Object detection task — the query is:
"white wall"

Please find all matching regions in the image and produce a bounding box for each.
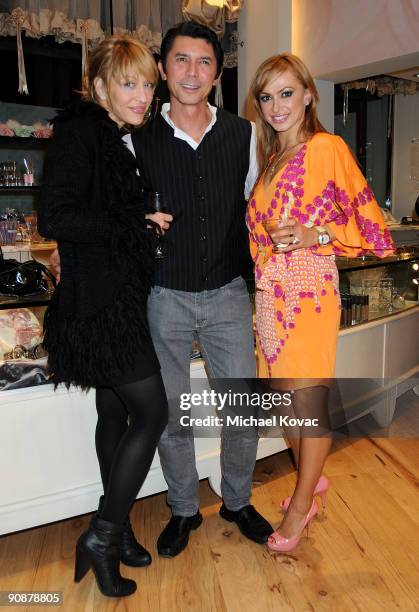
[236,0,334,130]
[292,0,419,81]
[237,0,292,117]
[392,93,419,219]
[291,0,419,214]
[315,79,335,133]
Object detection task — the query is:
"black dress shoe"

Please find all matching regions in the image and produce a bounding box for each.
[219,504,273,544]
[157,512,203,558]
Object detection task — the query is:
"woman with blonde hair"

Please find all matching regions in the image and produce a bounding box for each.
[38,36,169,597]
[247,53,394,552]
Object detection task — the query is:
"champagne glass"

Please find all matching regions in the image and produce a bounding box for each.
[262,217,288,252]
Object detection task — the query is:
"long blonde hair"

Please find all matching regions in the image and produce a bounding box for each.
[83,35,158,105]
[250,53,327,173]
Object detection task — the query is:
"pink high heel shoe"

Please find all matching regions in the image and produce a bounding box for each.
[280,475,330,513]
[267,500,318,552]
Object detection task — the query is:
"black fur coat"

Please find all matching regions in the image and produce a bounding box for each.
[37,101,159,388]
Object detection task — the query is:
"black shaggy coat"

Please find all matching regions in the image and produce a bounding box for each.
[37,101,160,388]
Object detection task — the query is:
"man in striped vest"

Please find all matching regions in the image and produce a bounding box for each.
[130,21,273,557]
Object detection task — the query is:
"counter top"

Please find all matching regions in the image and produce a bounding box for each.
[2,241,56,253]
[388,224,419,231]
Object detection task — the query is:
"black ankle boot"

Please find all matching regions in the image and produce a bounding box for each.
[97,496,152,567]
[74,515,137,598]
[121,517,152,567]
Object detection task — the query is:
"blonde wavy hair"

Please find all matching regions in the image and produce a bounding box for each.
[250,53,327,173]
[83,35,158,105]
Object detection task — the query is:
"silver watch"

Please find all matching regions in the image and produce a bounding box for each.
[315,225,331,246]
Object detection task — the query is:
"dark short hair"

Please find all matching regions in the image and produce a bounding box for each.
[160,21,224,78]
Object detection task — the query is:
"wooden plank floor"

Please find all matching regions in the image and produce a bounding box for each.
[1,390,418,612]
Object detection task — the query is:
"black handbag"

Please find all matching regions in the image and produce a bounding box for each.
[0,246,56,296]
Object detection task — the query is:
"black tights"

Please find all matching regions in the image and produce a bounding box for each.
[95,373,168,524]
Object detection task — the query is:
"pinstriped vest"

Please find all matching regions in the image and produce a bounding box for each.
[132,109,252,292]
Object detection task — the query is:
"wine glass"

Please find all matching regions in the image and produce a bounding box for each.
[147,191,170,259]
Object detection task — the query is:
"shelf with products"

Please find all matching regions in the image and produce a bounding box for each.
[0,293,51,311]
[0,301,49,392]
[0,186,40,195]
[0,136,50,150]
[0,135,49,213]
[0,237,56,390]
[339,297,419,330]
[2,241,56,254]
[1,226,56,262]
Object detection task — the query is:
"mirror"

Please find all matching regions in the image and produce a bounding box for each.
[334,83,392,210]
[334,70,419,216]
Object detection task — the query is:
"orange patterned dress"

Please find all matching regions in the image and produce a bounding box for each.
[246,133,395,385]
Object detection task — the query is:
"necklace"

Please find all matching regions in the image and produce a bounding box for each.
[266,142,304,182]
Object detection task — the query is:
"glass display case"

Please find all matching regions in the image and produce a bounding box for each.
[246,246,419,332]
[337,247,419,327]
[1,248,418,537]
[1,247,418,391]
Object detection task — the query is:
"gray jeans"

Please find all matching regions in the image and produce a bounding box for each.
[147,276,258,516]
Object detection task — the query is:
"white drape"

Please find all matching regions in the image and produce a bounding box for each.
[0,1,243,52]
[182,0,242,36]
[0,1,103,46]
[0,0,243,94]
[112,1,162,53]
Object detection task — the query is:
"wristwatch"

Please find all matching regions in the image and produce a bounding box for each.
[314,225,331,246]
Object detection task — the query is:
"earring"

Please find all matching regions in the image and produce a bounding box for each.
[143,106,152,123]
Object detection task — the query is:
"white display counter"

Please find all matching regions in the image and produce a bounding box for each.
[1,305,418,535]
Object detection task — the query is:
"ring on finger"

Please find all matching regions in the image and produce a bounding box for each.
[292,235,300,245]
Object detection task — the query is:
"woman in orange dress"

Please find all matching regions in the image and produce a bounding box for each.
[247,53,394,552]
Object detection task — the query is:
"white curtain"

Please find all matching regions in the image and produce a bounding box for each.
[182,0,242,36]
[182,0,243,68]
[0,0,244,83]
[161,0,183,36]
[0,0,243,95]
[0,1,243,52]
[0,1,103,46]
[112,1,162,53]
